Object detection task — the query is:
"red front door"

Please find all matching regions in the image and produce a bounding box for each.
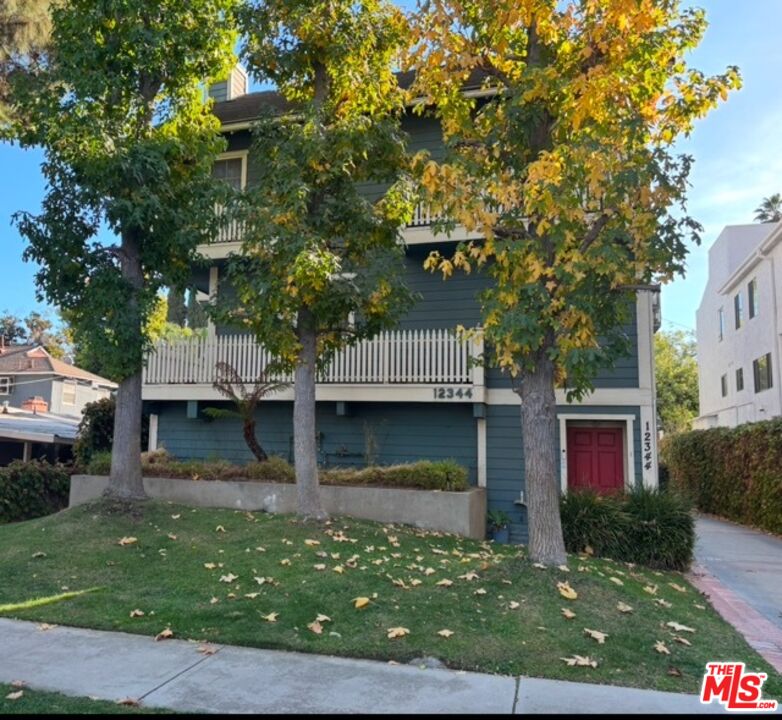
[566,426,625,494]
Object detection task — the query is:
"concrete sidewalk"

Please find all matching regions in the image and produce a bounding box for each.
[0,618,726,714]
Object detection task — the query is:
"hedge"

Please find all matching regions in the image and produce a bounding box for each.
[560,487,694,570]
[0,461,71,524]
[660,419,782,535]
[85,450,470,492]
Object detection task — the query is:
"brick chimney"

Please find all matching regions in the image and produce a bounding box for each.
[22,396,49,414]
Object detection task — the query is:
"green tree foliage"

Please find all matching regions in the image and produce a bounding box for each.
[0,311,27,344]
[0,0,50,125]
[166,286,188,326]
[214,0,418,517]
[409,0,740,564]
[655,329,698,435]
[754,193,782,224]
[0,309,68,358]
[10,0,238,500]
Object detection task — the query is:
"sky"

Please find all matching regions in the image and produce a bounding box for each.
[1,1,781,335]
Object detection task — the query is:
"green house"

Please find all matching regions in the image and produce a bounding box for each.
[142,68,661,542]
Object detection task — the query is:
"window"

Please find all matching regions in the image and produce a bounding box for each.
[734,292,743,329]
[753,353,773,393]
[212,157,244,190]
[736,368,744,392]
[721,374,728,398]
[61,381,77,406]
[0,377,11,395]
[748,278,759,319]
[718,308,725,341]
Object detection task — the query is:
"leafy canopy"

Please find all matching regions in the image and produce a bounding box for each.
[655,329,698,434]
[214,0,418,366]
[409,0,740,397]
[11,0,238,381]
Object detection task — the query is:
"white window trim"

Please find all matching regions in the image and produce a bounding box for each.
[558,414,637,494]
[61,380,77,406]
[215,150,248,190]
[0,376,11,395]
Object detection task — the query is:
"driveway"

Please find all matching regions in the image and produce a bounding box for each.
[694,515,782,630]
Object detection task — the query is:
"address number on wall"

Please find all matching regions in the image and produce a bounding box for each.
[433,387,474,400]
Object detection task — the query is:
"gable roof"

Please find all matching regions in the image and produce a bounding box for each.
[213,68,492,127]
[0,344,117,388]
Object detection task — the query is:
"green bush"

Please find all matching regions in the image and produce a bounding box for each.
[82,450,468,491]
[560,487,694,570]
[0,461,71,524]
[660,420,782,535]
[74,397,149,467]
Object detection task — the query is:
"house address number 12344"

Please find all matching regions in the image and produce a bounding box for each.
[433,387,473,400]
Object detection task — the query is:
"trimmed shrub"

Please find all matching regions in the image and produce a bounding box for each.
[74,397,149,467]
[82,450,469,491]
[0,461,71,524]
[560,487,694,570]
[660,420,782,535]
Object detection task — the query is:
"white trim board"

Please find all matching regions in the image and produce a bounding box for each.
[557,413,638,493]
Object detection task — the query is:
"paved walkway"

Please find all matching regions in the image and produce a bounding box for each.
[0,618,726,714]
[688,515,782,673]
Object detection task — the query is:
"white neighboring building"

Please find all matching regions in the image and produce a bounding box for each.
[694,221,782,429]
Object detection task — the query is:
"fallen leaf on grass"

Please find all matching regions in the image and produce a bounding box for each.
[37,623,57,631]
[668,583,687,593]
[561,608,576,620]
[557,581,578,600]
[561,655,597,668]
[315,614,331,623]
[532,563,547,570]
[508,601,520,610]
[643,585,658,596]
[171,514,181,520]
[155,628,174,641]
[167,534,177,541]
[584,546,594,556]
[333,565,344,574]
[558,565,570,573]
[387,627,410,639]
[654,641,670,655]
[435,579,453,587]
[353,597,371,609]
[667,666,683,677]
[437,629,454,638]
[673,636,692,646]
[204,563,217,570]
[694,603,706,610]
[313,564,326,571]
[609,577,624,586]
[308,621,323,635]
[215,526,226,533]
[261,612,279,623]
[219,573,238,584]
[584,628,608,644]
[118,537,137,546]
[654,598,672,609]
[666,621,695,633]
[474,588,487,596]
[458,571,479,581]
[129,609,145,618]
[197,645,217,656]
[244,593,260,599]
[304,539,320,546]
[616,602,633,614]
[409,579,422,587]
[210,597,219,605]
[32,551,47,559]
[5,690,23,701]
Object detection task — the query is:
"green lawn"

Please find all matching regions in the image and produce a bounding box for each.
[0,500,779,698]
[0,684,165,714]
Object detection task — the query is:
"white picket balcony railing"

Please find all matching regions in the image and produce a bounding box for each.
[143,329,475,386]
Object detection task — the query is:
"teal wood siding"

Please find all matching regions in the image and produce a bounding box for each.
[154,400,478,484]
[485,404,642,543]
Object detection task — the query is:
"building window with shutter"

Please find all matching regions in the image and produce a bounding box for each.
[734,292,743,329]
[753,353,773,393]
[721,374,728,398]
[748,278,759,319]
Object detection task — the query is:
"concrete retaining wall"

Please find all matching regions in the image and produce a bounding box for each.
[70,475,487,540]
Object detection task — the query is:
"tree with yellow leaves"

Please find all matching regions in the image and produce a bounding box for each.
[408,0,740,564]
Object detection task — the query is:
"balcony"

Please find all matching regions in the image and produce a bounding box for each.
[142,329,485,403]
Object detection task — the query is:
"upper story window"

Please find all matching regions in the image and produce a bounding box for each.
[748,278,759,319]
[736,367,744,392]
[734,292,743,329]
[0,377,11,395]
[718,308,725,341]
[753,353,773,394]
[212,156,244,191]
[720,374,728,398]
[62,381,77,406]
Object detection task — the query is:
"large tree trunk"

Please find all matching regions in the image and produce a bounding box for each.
[242,416,268,462]
[293,307,326,519]
[518,346,567,566]
[105,232,147,501]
